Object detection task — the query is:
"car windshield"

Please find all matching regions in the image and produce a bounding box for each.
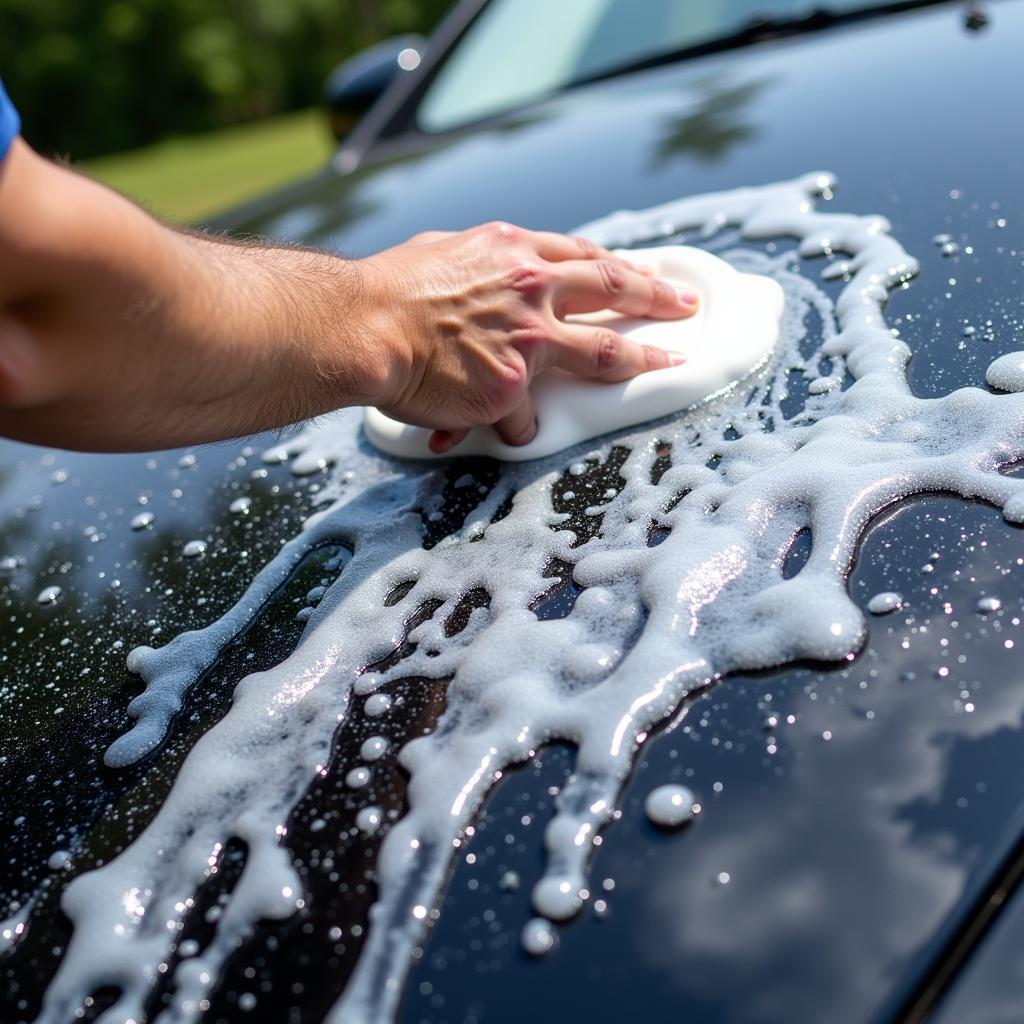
[417,0,904,132]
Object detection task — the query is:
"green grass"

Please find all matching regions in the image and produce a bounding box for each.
[85,108,334,224]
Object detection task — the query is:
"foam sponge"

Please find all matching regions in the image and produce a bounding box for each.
[364,245,783,462]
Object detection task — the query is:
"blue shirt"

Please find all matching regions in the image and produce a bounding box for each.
[0,78,19,160]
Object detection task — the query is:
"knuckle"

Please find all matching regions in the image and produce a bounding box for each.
[593,330,623,373]
[596,259,626,294]
[483,362,527,417]
[510,317,550,349]
[507,260,549,296]
[573,235,599,260]
[483,220,519,243]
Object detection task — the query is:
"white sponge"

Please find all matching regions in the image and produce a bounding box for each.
[364,245,784,462]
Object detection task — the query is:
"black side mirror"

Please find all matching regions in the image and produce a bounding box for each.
[324,35,425,142]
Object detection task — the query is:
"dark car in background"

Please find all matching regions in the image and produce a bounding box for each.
[4,2,1024,1023]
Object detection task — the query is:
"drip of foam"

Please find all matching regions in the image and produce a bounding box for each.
[364,245,784,461]
[986,350,1024,393]
[34,172,1024,1024]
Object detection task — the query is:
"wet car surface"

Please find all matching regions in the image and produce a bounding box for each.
[4,2,1024,1022]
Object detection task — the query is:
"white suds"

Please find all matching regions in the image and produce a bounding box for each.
[38,172,1024,1024]
[644,785,698,828]
[986,351,1024,393]
[355,807,383,834]
[867,591,903,615]
[360,736,389,762]
[363,694,392,718]
[47,850,72,871]
[521,918,558,957]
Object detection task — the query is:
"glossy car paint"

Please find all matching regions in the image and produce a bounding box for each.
[2,3,1024,1022]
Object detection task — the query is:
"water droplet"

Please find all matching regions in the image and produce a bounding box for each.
[262,447,289,465]
[521,918,558,957]
[0,556,20,574]
[498,870,520,892]
[976,595,1002,613]
[47,849,71,870]
[36,585,62,606]
[867,591,903,614]
[364,693,392,718]
[941,241,960,257]
[360,736,389,762]
[644,784,697,828]
[183,540,207,558]
[346,766,372,789]
[49,469,68,485]
[356,806,383,834]
[238,993,257,1012]
[130,512,155,531]
[177,454,197,469]
[229,497,252,515]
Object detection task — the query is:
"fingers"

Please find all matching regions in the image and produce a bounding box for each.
[530,231,656,278]
[428,427,470,454]
[528,231,641,268]
[427,405,538,453]
[553,259,699,320]
[553,323,685,383]
[494,392,537,447]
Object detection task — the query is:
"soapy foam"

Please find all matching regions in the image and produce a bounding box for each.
[644,784,698,828]
[34,172,1024,1024]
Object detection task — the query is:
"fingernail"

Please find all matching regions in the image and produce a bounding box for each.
[676,289,699,306]
[667,352,686,366]
[428,431,453,454]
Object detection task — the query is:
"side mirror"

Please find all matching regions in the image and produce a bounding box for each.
[324,35,425,141]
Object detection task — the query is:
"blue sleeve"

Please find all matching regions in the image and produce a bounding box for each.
[0,78,20,161]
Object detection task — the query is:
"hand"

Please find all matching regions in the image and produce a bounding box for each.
[358,222,698,453]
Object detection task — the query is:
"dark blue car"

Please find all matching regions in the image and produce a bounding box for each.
[5,2,1024,1022]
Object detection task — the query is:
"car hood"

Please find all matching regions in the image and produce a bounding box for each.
[232,0,1022,269]
[5,6,1024,1024]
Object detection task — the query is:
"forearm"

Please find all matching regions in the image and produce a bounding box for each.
[0,140,384,451]
[0,139,697,456]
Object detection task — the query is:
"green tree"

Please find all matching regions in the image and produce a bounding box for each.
[0,0,453,159]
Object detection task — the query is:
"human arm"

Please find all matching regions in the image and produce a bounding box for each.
[0,138,696,453]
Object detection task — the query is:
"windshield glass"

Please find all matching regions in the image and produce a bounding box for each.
[417,0,891,132]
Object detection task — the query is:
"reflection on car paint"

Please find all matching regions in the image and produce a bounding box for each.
[24,171,1024,1024]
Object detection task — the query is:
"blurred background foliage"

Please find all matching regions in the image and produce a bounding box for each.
[0,0,450,160]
